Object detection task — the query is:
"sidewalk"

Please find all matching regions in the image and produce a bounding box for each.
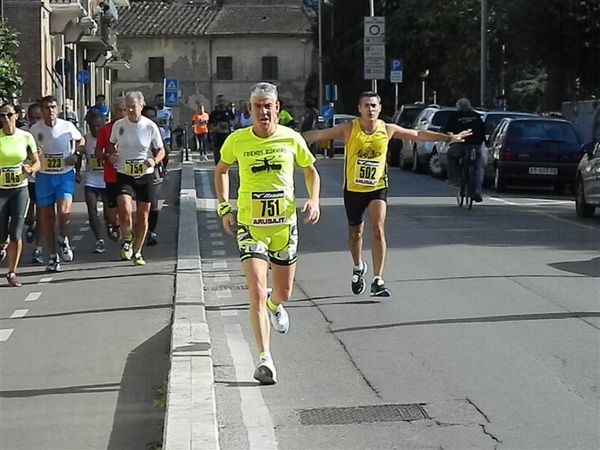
[163,153,220,449]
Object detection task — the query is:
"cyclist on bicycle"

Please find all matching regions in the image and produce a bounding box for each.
[446,98,486,202]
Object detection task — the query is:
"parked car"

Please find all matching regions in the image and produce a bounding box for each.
[410,107,456,175]
[575,139,600,217]
[387,103,430,168]
[328,114,356,157]
[489,117,583,192]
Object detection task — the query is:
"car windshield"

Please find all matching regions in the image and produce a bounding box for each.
[431,110,454,127]
[485,114,530,136]
[402,108,423,126]
[506,121,579,144]
[335,117,354,125]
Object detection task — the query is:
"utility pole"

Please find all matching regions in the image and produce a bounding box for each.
[369,0,376,92]
[480,0,488,107]
[318,0,323,109]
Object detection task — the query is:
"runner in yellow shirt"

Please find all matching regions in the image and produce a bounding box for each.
[303,91,471,297]
[214,82,320,385]
[0,103,40,286]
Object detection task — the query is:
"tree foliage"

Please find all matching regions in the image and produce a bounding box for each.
[323,0,600,114]
[0,19,23,103]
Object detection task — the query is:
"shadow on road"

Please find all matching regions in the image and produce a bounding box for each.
[549,257,600,277]
[0,382,121,398]
[107,326,170,450]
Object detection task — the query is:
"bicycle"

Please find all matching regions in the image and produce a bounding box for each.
[456,146,478,210]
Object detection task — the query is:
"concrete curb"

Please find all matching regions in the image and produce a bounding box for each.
[163,158,220,449]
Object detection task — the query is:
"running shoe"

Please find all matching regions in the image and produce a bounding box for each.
[107,224,120,242]
[94,239,106,254]
[46,255,61,272]
[59,236,73,262]
[146,232,158,246]
[132,252,146,266]
[25,227,35,243]
[32,248,43,264]
[120,241,133,261]
[267,289,289,334]
[351,260,368,295]
[0,246,6,262]
[253,355,277,385]
[370,278,391,297]
[6,272,22,287]
[473,193,483,203]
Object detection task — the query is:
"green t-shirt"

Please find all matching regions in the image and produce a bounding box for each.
[0,128,36,189]
[278,110,294,126]
[220,125,315,226]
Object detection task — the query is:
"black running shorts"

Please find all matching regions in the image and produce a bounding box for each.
[343,188,388,226]
[116,173,153,203]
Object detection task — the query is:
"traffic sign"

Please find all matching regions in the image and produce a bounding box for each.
[76,69,91,85]
[364,16,385,38]
[54,58,72,75]
[365,45,385,58]
[164,78,179,107]
[390,58,403,83]
[364,17,386,81]
[325,84,338,102]
[321,104,334,123]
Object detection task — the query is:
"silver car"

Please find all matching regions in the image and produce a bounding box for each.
[575,139,600,217]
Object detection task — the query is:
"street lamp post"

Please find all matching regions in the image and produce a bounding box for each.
[480,0,488,107]
[369,0,377,92]
[420,69,429,103]
[318,0,323,110]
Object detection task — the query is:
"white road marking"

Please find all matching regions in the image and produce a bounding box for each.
[215,275,231,283]
[207,224,219,230]
[0,329,14,342]
[210,232,222,238]
[38,277,52,284]
[221,310,239,317]
[10,309,28,319]
[80,226,90,232]
[212,262,228,270]
[212,240,225,246]
[25,292,42,302]
[73,235,83,241]
[212,250,226,256]
[217,289,232,299]
[225,324,277,450]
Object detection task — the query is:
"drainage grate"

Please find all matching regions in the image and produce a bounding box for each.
[298,404,428,426]
[205,284,248,291]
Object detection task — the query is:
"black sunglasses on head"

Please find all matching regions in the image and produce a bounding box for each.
[0,112,15,119]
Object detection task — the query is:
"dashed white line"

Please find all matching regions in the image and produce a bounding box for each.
[207,224,219,230]
[79,226,90,232]
[0,329,14,342]
[38,277,52,285]
[221,310,239,317]
[210,232,222,238]
[217,289,232,299]
[10,309,28,319]
[215,275,231,283]
[212,240,225,246]
[212,250,226,256]
[25,292,42,302]
[212,262,228,270]
[72,235,83,241]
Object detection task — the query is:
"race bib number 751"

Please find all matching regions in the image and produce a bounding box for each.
[251,191,286,226]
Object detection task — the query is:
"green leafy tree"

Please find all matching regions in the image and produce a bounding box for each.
[0,19,23,103]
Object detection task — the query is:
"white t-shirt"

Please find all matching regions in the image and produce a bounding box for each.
[30,118,82,175]
[84,133,105,188]
[110,116,163,177]
[238,114,254,128]
[156,107,172,140]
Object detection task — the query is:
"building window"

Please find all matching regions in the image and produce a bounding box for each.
[262,56,278,80]
[216,56,233,80]
[148,57,164,82]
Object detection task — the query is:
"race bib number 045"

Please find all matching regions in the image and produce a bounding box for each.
[125,159,146,177]
[0,166,24,188]
[251,191,286,226]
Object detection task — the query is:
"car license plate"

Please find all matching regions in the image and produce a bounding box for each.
[529,167,558,175]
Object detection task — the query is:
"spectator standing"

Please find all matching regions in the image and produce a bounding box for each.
[87,94,110,120]
[192,104,210,161]
[209,95,234,165]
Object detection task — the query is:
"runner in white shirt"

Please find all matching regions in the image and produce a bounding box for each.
[82,111,108,253]
[107,91,165,265]
[30,95,85,272]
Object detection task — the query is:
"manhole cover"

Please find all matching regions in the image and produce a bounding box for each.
[298,404,428,425]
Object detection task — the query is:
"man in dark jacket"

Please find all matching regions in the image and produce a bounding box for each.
[446,98,485,202]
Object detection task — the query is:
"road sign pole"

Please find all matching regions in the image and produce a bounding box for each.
[369,0,376,92]
[394,83,398,112]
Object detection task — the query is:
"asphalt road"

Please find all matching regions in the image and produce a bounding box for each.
[196,156,599,450]
[0,165,181,450]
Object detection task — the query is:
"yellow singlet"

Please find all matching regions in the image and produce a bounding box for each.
[344,119,389,192]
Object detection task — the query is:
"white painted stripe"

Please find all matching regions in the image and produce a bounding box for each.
[212,262,228,270]
[0,329,14,342]
[210,232,222,238]
[207,224,219,230]
[206,219,217,225]
[217,289,232,299]
[221,310,239,317]
[212,240,225,246]
[212,250,226,256]
[80,226,90,232]
[215,275,231,283]
[38,277,52,284]
[25,292,42,302]
[225,324,277,450]
[73,235,83,241]
[10,309,28,319]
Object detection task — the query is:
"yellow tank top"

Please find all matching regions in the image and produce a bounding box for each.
[344,119,389,192]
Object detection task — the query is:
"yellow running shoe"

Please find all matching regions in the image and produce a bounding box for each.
[132,252,146,266]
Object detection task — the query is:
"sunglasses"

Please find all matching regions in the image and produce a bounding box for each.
[0,112,15,120]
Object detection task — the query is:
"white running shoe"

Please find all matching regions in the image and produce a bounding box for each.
[59,236,73,262]
[253,355,277,385]
[94,239,106,254]
[267,289,289,334]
